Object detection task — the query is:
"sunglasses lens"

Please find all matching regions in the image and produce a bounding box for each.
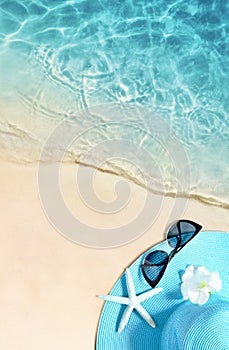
[142,221,202,288]
[142,250,169,287]
[168,220,202,249]
[167,223,180,248]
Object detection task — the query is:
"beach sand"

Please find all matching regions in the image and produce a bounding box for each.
[0,161,228,349]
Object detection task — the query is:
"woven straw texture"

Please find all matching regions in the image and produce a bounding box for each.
[96,231,229,350]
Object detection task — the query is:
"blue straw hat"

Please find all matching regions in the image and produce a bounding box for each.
[160,297,229,350]
[96,231,229,350]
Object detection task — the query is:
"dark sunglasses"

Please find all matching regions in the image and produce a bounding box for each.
[141,220,202,288]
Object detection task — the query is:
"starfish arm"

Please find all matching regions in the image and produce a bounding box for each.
[135,303,156,328]
[99,295,130,305]
[125,268,136,300]
[137,287,163,303]
[118,305,134,333]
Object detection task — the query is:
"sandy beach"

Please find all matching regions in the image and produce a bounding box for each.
[0,160,228,349]
[0,0,228,348]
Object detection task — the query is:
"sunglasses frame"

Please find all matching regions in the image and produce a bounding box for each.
[141,220,203,288]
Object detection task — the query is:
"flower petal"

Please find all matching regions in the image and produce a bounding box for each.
[182,265,194,283]
[188,288,201,304]
[207,272,222,292]
[181,283,189,300]
[180,265,221,305]
[197,288,210,305]
[194,266,209,285]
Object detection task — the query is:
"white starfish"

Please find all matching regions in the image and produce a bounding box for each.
[99,268,163,333]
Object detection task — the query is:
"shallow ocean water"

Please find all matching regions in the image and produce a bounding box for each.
[0,0,228,206]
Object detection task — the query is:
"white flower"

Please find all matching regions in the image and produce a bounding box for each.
[181,265,222,305]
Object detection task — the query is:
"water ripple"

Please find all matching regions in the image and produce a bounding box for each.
[0,0,229,204]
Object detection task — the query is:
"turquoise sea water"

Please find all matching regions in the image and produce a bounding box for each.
[0,0,228,207]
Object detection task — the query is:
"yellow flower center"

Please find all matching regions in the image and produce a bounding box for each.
[199,282,207,289]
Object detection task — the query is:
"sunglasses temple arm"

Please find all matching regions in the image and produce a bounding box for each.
[169,248,177,259]
[177,221,182,246]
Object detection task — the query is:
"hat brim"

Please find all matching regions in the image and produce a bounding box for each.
[96,231,229,350]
